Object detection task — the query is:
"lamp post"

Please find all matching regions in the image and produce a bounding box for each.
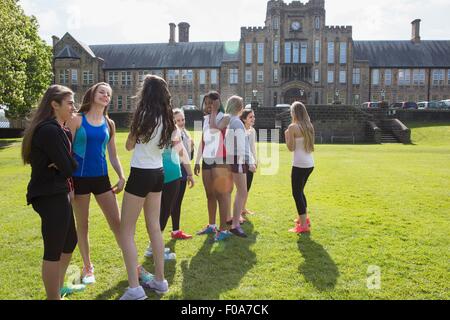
[251,89,259,109]
[299,89,305,102]
[381,89,386,102]
[334,89,340,104]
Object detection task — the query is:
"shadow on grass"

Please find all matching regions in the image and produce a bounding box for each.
[297,234,339,291]
[406,121,450,129]
[180,221,258,299]
[0,140,19,150]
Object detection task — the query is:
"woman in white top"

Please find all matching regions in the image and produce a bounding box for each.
[119,75,183,300]
[240,109,257,217]
[284,102,315,234]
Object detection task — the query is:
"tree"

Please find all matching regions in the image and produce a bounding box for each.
[0,0,52,124]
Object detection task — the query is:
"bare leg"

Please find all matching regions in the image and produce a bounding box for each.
[95,191,121,247]
[59,253,72,289]
[119,192,145,288]
[72,194,92,269]
[42,260,61,300]
[143,192,164,281]
[231,173,248,229]
[202,169,217,225]
[212,166,233,231]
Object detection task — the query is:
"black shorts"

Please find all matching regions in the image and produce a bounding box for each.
[73,176,112,195]
[202,158,226,171]
[228,156,249,174]
[125,167,164,198]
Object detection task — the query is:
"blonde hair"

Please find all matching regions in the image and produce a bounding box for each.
[225,95,244,115]
[173,108,184,116]
[291,102,315,153]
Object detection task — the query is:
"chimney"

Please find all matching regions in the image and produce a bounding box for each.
[411,19,421,43]
[178,22,190,43]
[169,23,176,44]
[52,35,60,47]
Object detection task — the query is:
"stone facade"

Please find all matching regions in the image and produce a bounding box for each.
[52,0,450,112]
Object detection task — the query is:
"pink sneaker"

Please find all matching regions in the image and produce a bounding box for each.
[289,224,311,234]
[171,230,193,240]
[294,217,311,227]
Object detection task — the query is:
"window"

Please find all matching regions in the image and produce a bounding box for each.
[210,70,218,85]
[327,42,334,64]
[353,94,360,106]
[273,69,279,83]
[245,43,252,64]
[300,42,307,64]
[199,70,206,85]
[59,69,69,85]
[327,70,334,83]
[245,70,252,84]
[292,42,299,63]
[117,96,123,110]
[257,70,264,83]
[448,70,450,85]
[168,70,180,86]
[399,69,411,85]
[108,96,114,111]
[273,40,279,63]
[315,17,320,30]
[352,68,360,85]
[71,69,78,85]
[372,69,380,85]
[121,71,131,86]
[187,95,193,105]
[83,71,94,85]
[229,69,238,84]
[413,69,425,85]
[314,40,320,63]
[385,69,392,86]
[285,42,292,63]
[432,69,444,86]
[339,42,347,64]
[314,68,320,83]
[327,92,334,104]
[339,71,346,84]
[108,72,119,86]
[126,96,131,110]
[181,70,193,85]
[257,43,264,64]
[138,71,150,83]
[273,16,280,30]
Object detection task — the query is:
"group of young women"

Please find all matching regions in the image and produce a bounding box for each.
[22,75,315,300]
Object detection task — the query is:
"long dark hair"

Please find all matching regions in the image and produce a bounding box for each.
[79,82,115,139]
[22,85,73,164]
[130,75,175,148]
[201,91,225,115]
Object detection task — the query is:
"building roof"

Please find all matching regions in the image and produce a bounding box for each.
[55,45,81,59]
[353,41,450,68]
[89,41,240,69]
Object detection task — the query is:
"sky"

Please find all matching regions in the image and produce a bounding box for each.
[19,0,450,45]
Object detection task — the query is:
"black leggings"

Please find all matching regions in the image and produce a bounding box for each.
[31,194,78,262]
[159,179,181,232]
[172,178,187,231]
[291,167,314,216]
[246,171,254,192]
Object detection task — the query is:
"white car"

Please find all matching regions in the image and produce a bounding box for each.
[0,109,10,128]
[181,105,197,111]
[275,104,291,108]
[417,101,428,110]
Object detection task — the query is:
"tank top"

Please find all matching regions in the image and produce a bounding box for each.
[162,147,182,184]
[202,112,227,159]
[293,137,315,169]
[130,120,164,169]
[73,114,110,177]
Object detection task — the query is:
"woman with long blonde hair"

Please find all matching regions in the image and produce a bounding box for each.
[284,101,315,234]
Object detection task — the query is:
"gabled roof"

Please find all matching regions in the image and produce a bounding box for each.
[55,45,81,59]
[353,41,450,68]
[60,32,96,58]
[89,41,240,69]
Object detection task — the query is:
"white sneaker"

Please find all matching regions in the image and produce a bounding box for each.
[119,286,147,300]
[81,265,95,285]
[144,246,171,258]
[143,279,169,295]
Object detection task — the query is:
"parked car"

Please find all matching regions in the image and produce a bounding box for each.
[275,104,291,108]
[390,102,403,109]
[245,104,252,110]
[417,101,428,110]
[362,102,380,109]
[402,101,418,109]
[0,109,10,128]
[438,100,450,109]
[181,105,198,111]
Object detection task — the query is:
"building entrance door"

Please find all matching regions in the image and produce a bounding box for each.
[284,88,307,104]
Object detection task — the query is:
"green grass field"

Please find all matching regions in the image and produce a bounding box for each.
[0,122,449,300]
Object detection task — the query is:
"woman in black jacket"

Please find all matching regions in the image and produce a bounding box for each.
[22,85,80,300]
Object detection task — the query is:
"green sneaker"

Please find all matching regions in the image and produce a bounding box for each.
[60,284,86,298]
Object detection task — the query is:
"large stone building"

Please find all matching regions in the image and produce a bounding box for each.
[52,0,450,112]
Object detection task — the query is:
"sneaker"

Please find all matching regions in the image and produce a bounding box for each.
[164,252,176,260]
[60,284,86,298]
[242,209,255,215]
[214,230,232,242]
[226,217,245,226]
[137,265,154,283]
[144,246,171,258]
[119,286,147,300]
[143,279,169,295]
[289,224,311,234]
[294,217,311,227]
[81,265,95,285]
[171,230,193,240]
[230,226,248,238]
[196,225,217,235]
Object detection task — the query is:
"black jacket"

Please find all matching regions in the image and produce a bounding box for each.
[26,119,78,204]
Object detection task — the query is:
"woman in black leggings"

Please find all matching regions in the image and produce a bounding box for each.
[22,85,80,299]
[285,102,315,234]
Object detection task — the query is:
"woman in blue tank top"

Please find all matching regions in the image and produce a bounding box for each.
[66,82,126,285]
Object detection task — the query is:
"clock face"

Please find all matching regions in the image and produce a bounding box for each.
[291,21,301,31]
